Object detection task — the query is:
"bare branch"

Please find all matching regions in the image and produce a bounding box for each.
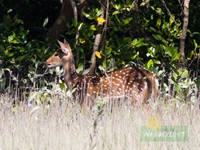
[89,0,106,75]
[161,0,177,24]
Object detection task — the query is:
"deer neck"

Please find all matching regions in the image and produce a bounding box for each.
[63,57,79,90]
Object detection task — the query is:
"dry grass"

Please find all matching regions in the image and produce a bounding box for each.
[0,92,200,150]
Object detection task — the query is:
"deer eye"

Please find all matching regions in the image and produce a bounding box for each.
[54,53,58,56]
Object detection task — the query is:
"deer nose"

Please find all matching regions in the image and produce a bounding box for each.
[45,60,51,67]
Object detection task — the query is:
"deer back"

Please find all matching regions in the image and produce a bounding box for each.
[72,66,157,105]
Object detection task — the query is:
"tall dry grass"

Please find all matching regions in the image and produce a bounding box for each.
[0,90,200,150]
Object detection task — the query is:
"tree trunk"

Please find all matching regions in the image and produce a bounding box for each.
[47,0,73,47]
[89,0,106,75]
[179,0,190,66]
[69,0,79,65]
[101,0,109,54]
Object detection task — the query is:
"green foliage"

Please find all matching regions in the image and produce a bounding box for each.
[28,82,69,106]
[0,12,51,95]
[68,0,199,103]
[0,0,199,104]
[0,14,45,70]
[169,68,198,103]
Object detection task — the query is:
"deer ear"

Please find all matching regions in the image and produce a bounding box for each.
[57,40,64,46]
[64,39,69,45]
[61,47,69,54]
[57,40,69,54]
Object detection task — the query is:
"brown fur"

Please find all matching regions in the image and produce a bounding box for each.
[46,40,158,106]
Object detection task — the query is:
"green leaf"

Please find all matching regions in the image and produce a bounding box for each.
[156,7,162,15]
[172,53,180,61]
[150,27,157,32]
[8,34,15,42]
[147,47,156,57]
[112,11,120,15]
[114,15,121,23]
[105,47,112,55]
[151,14,154,20]
[169,78,175,85]
[169,14,175,25]
[140,2,146,6]
[152,34,162,41]
[90,25,96,31]
[102,61,107,69]
[154,60,161,64]
[182,70,188,78]
[132,39,137,45]
[193,39,198,51]
[156,18,161,27]
[147,59,153,68]
[60,82,66,90]
[16,55,27,61]
[95,8,102,17]
[77,63,83,74]
[114,4,121,10]
[78,23,83,30]
[99,65,106,72]
[124,17,132,25]
[82,12,92,20]
[7,52,14,57]
[175,85,180,94]
[131,51,139,60]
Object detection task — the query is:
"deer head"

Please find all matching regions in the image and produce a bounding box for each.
[46,40,74,68]
[46,40,77,90]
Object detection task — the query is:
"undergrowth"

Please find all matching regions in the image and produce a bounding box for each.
[0,64,199,149]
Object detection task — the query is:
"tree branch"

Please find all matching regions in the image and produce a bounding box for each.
[69,0,80,65]
[101,0,109,54]
[161,0,178,24]
[89,0,106,75]
[179,0,190,66]
[47,0,73,47]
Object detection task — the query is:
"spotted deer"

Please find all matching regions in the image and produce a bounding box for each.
[46,40,158,106]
